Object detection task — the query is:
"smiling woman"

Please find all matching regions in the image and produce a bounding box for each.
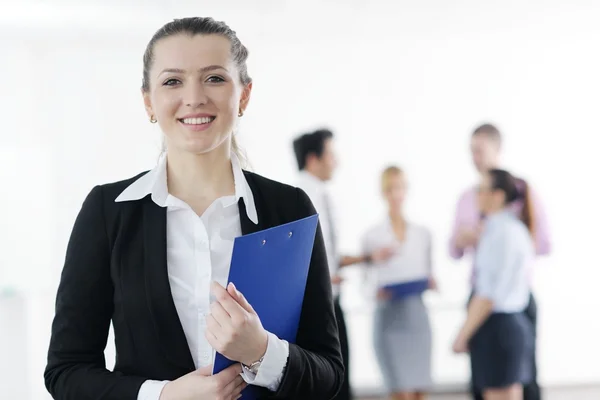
[141,19,251,164]
[43,17,343,400]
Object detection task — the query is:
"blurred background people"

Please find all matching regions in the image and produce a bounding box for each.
[452,169,536,400]
[293,129,393,400]
[449,123,551,400]
[362,166,435,400]
[6,2,600,399]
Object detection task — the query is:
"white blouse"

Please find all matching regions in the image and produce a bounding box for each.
[115,153,288,399]
[362,220,432,293]
[296,171,340,296]
[474,210,534,313]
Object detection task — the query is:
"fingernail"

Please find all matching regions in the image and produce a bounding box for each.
[230,282,241,295]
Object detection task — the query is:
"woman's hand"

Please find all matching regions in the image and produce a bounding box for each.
[428,276,439,291]
[206,282,268,366]
[452,332,469,354]
[376,288,392,301]
[331,274,344,285]
[455,224,483,250]
[159,364,246,400]
[370,246,396,263]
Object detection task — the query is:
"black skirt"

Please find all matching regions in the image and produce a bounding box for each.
[469,312,534,390]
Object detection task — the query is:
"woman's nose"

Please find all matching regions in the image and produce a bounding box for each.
[184,82,208,108]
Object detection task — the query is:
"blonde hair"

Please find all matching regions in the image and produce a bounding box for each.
[231,135,250,170]
[381,165,404,191]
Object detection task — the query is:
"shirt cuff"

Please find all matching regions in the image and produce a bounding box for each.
[137,380,169,400]
[240,332,289,391]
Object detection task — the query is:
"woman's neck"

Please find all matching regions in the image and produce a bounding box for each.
[389,208,406,242]
[166,145,235,209]
[484,205,505,217]
[388,209,405,226]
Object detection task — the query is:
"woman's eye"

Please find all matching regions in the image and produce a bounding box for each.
[163,78,181,86]
[206,76,225,83]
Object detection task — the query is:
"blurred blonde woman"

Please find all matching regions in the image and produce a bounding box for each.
[362,166,435,400]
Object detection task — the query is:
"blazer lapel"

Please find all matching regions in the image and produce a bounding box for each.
[143,199,196,372]
[239,172,265,235]
[238,197,263,235]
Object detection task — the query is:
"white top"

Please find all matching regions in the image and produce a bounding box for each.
[115,153,289,399]
[474,210,534,313]
[296,171,340,296]
[362,220,432,291]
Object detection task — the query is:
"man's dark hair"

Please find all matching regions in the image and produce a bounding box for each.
[292,129,334,170]
[472,123,502,146]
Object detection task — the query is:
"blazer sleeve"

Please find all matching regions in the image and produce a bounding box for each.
[44,186,147,400]
[269,188,344,399]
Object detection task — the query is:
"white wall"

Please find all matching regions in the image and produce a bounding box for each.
[1,1,600,398]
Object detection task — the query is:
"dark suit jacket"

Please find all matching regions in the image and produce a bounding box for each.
[44,170,343,400]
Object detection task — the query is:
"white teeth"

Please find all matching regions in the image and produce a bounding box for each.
[181,117,214,125]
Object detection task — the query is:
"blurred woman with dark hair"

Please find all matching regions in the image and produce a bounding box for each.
[452,169,535,400]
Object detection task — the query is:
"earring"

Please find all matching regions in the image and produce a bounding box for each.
[238,109,244,117]
[150,115,157,123]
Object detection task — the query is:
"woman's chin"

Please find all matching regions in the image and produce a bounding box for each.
[389,202,403,211]
[165,131,230,156]
[182,139,227,155]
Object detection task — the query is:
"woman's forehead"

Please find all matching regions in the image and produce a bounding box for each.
[151,34,233,72]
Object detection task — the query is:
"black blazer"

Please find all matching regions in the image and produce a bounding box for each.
[44,170,343,400]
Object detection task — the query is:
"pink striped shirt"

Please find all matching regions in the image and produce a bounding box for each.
[449,184,551,283]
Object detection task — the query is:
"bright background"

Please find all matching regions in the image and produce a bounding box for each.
[1,1,599,398]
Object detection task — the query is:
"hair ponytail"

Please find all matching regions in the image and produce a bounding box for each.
[518,179,535,239]
[488,169,536,238]
[231,135,250,170]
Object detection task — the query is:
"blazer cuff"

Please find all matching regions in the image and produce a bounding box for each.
[241,332,289,391]
[137,380,169,400]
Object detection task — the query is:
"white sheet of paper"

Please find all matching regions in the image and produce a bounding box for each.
[371,249,429,286]
[362,222,430,287]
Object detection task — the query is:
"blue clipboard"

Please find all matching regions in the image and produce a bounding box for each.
[213,214,319,399]
[382,278,429,300]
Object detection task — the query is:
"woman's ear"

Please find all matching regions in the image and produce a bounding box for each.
[142,88,154,120]
[239,82,253,115]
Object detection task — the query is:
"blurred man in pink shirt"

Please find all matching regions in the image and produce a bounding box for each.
[449,123,551,400]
